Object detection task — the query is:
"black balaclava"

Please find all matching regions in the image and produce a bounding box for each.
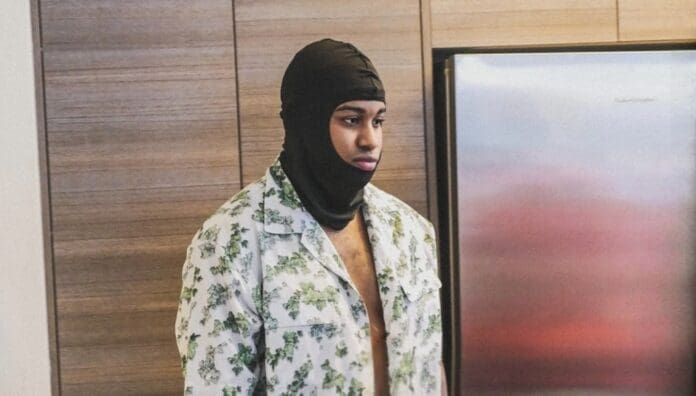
[279,38,385,230]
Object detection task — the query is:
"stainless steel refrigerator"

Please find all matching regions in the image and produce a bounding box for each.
[438,49,696,395]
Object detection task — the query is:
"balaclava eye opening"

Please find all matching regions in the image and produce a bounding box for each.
[279,38,385,230]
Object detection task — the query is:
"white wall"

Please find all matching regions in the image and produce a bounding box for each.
[0,1,53,395]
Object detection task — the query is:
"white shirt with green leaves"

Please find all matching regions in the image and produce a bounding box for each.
[175,160,442,395]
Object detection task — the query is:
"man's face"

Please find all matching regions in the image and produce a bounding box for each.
[329,100,385,172]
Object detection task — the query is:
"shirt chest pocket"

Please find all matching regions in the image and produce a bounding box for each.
[399,269,442,303]
[393,268,442,339]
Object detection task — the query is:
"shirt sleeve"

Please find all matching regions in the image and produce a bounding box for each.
[175,217,264,395]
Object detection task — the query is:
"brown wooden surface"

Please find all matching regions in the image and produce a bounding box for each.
[420,0,440,230]
[41,0,239,394]
[30,0,60,393]
[430,0,618,47]
[618,0,696,41]
[234,0,429,216]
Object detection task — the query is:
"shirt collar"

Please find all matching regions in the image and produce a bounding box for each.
[263,159,389,235]
[262,159,311,234]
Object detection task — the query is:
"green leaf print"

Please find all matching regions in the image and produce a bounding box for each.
[201,283,231,325]
[396,253,408,277]
[408,235,419,269]
[180,333,200,374]
[225,190,252,217]
[282,359,313,396]
[393,348,416,391]
[309,323,339,342]
[222,385,241,396]
[268,252,310,278]
[389,210,404,245]
[376,266,394,294]
[252,202,265,224]
[269,165,302,209]
[392,292,407,321]
[350,302,366,321]
[193,267,203,283]
[227,342,256,375]
[420,360,438,393]
[321,359,346,393]
[197,223,219,251]
[206,283,230,308]
[264,208,294,231]
[283,294,301,320]
[252,285,280,330]
[223,223,249,264]
[180,286,198,304]
[210,311,250,337]
[424,231,435,253]
[277,182,301,209]
[335,341,348,358]
[209,256,230,276]
[424,313,442,338]
[233,189,251,205]
[349,350,370,371]
[238,252,253,282]
[263,187,277,198]
[347,378,366,396]
[268,330,301,368]
[284,283,339,320]
[197,343,226,385]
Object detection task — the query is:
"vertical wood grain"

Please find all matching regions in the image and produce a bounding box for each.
[30,0,61,393]
[40,1,239,394]
[421,0,440,230]
[430,0,618,47]
[618,0,696,41]
[234,0,429,216]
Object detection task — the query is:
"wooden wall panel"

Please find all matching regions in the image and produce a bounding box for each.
[618,0,696,41]
[40,0,238,394]
[430,0,617,47]
[235,0,429,215]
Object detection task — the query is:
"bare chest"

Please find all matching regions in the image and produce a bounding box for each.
[325,226,382,312]
[323,216,390,395]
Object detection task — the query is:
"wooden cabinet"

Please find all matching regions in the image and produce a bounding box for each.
[430,0,618,47]
[40,1,239,393]
[618,0,696,41]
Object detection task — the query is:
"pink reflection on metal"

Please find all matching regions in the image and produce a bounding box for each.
[457,167,692,393]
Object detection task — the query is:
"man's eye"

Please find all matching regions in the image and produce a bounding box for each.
[373,118,385,127]
[344,117,359,125]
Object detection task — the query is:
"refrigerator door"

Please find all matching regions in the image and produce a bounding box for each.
[448,50,695,395]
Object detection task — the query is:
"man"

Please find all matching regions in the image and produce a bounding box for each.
[175,38,443,395]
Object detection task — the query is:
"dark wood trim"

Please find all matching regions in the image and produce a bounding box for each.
[30,0,60,394]
[615,0,621,41]
[232,0,244,192]
[420,0,439,233]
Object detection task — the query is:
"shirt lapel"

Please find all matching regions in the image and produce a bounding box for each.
[263,160,353,286]
[299,221,353,287]
[361,185,403,327]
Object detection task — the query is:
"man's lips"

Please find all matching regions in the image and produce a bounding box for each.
[352,157,378,171]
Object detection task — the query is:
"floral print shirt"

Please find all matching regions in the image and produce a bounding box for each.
[175,160,442,395]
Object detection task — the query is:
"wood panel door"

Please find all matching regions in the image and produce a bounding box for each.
[234,0,429,216]
[618,0,696,41]
[430,0,618,47]
[40,1,240,394]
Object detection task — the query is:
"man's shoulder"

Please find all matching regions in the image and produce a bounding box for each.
[194,174,268,239]
[364,183,434,236]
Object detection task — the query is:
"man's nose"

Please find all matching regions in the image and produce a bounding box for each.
[357,123,378,150]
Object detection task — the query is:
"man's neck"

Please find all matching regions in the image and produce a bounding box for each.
[321,209,362,237]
